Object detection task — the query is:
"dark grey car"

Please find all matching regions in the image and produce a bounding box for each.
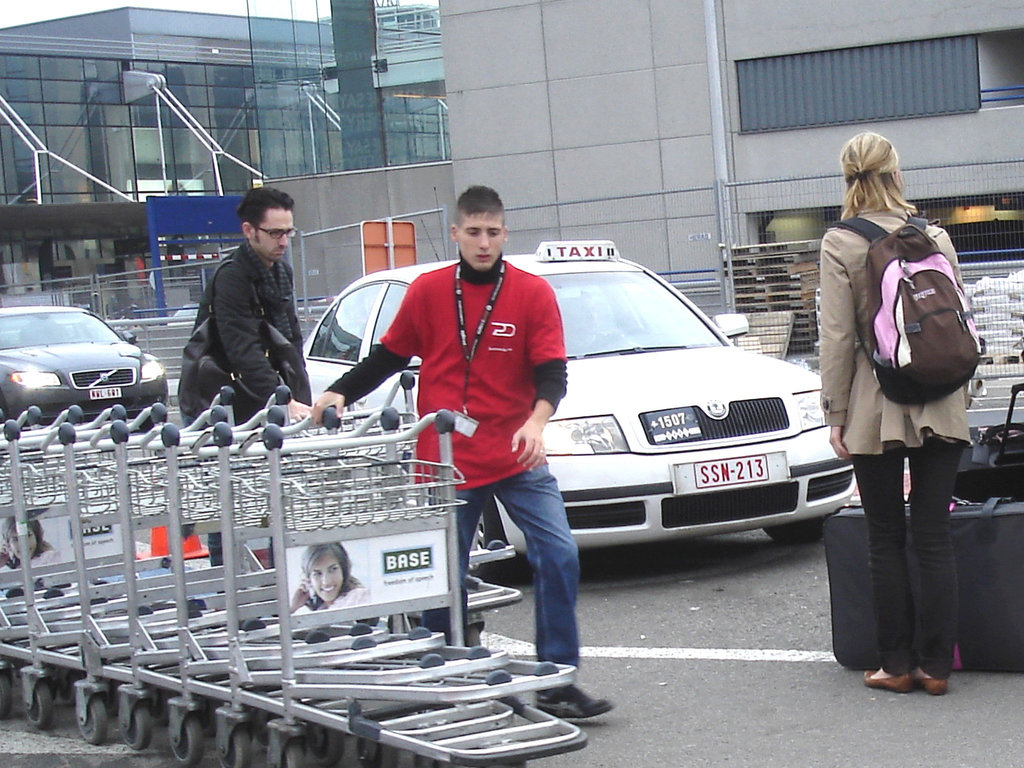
[0,306,168,423]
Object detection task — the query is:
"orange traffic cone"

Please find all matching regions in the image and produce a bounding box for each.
[143,526,210,560]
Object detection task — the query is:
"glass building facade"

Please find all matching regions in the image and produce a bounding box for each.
[0,1,447,288]
[249,0,447,178]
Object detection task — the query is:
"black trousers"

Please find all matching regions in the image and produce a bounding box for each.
[851,438,965,678]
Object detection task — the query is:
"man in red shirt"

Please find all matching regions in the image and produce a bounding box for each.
[312,186,611,719]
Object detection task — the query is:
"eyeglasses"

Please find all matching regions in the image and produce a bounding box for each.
[257,227,297,240]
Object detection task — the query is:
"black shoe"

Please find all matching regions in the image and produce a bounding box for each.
[536,685,613,719]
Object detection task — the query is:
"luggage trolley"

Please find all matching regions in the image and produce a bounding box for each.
[0,395,585,767]
[249,408,585,767]
[0,413,91,729]
[140,400,441,766]
[0,402,172,736]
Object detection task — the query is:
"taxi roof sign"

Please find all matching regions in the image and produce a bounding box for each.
[535,240,618,262]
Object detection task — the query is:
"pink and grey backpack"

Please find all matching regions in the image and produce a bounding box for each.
[834,216,982,404]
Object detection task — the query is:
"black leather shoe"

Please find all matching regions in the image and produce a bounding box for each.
[537,685,613,719]
[863,669,913,693]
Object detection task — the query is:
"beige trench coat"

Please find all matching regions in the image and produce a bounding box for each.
[818,210,970,455]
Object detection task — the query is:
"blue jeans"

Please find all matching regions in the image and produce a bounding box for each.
[423,466,581,666]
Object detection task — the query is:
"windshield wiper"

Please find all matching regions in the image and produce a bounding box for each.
[573,345,693,359]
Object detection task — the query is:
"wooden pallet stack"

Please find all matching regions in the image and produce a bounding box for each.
[729,239,820,358]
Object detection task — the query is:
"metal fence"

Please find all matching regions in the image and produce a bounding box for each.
[3,157,1022,376]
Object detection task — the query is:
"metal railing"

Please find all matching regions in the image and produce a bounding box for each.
[981,84,1024,105]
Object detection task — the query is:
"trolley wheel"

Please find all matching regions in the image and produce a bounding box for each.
[170,713,205,767]
[79,695,109,745]
[26,680,55,731]
[307,724,345,766]
[356,738,400,768]
[282,740,306,768]
[219,726,252,768]
[0,673,13,720]
[122,701,154,751]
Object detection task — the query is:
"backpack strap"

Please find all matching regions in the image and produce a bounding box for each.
[200,256,233,318]
[833,215,929,242]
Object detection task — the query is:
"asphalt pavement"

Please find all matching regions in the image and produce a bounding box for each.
[2,531,1021,768]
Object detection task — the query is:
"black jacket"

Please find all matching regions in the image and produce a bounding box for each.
[189,244,309,420]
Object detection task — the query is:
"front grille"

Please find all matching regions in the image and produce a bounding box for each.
[661,482,799,528]
[566,502,646,530]
[71,368,136,389]
[807,470,855,501]
[691,398,789,439]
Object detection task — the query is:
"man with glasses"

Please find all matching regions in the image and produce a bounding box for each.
[181,185,311,426]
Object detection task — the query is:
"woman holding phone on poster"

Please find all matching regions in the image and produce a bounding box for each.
[290,541,370,613]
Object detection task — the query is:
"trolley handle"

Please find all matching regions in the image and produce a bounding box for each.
[79,403,127,433]
[14,405,42,430]
[125,402,168,433]
[229,385,294,432]
[249,408,455,456]
[181,387,235,432]
[38,405,84,451]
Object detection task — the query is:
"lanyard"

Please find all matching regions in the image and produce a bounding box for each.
[455,261,504,412]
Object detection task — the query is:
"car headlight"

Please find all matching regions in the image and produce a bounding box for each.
[141,356,165,382]
[795,390,825,431]
[544,416,628,455]
[11,370,61,388]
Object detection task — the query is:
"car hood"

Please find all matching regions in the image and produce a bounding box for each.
[0,342,143,369]
[559,345,820,418]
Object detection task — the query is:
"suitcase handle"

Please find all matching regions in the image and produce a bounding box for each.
[995,382,1024,464]
[981,497,1001,518]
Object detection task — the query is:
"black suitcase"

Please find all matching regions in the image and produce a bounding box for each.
[824,497,1024,671]
[955,381,1024,501]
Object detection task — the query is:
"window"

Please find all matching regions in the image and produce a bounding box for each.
[308,284,383,362]
[371,283,406,344]
[737,36,980,132]
[40,57,83,81]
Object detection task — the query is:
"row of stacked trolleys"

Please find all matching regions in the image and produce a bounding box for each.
[0,381,588,768]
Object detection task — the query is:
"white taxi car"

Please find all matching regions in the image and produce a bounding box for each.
[303,241,855,552]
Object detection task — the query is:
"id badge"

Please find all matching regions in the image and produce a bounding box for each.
[453,412,479,438]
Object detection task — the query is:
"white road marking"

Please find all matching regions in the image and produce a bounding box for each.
[481,632,835,663]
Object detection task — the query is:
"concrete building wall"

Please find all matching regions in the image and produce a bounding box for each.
[356,1,1020,322]
[437,0,1024,261]
[275,162,457,302]
[441,0,716,208]
[721,1,1024,59]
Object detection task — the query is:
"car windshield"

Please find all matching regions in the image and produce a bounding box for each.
[0,311,122,350]
[546,271,724,359]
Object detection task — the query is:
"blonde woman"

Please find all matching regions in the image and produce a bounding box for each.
[819,132,969,696]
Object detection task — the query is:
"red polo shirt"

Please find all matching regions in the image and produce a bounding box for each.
[381,262,566,487]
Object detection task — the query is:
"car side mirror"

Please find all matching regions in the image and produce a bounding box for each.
[713,313,749,338]
[120,329,138,344]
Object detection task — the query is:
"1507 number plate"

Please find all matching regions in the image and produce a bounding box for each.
[672,452,787,493]
[641,406,702,445]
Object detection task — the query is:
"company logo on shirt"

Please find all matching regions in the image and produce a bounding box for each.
[491,322,517,337]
